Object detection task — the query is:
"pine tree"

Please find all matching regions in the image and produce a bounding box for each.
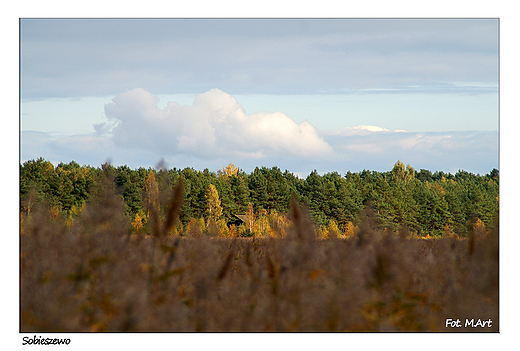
[249,167,269,210]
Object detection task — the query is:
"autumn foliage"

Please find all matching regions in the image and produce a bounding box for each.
[20,173,499,332]
[20,159,499,239]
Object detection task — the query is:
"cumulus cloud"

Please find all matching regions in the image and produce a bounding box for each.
[20,89,497,176]
[100,88,335,160]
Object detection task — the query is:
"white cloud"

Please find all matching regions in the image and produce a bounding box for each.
[101,88,335,160]
[20,90,497,176]
[396,133,454,150]
[321,125,391,137]
[352,125,389,132]
[21,131,116,167]
[322,130,498,173]
[21,127,498,176]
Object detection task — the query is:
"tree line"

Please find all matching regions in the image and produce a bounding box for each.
[19,158,499,238]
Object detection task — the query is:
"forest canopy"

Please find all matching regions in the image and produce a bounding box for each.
[19,158,499,238]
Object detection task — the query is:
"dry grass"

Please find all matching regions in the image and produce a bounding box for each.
[20,187,498,332]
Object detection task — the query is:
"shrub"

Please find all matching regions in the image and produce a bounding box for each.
[20,184,498,332]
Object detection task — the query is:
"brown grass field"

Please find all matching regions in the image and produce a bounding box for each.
[20,184,498,332]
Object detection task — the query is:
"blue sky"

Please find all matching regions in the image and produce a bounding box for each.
[20,18,499,175]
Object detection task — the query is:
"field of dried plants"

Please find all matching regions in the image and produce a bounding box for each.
[20,182,498,332]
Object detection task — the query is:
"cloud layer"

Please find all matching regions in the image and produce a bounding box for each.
[321,129,498,173]
[99,88,334,160]
[21,89,498,175]
[21,19,498,99]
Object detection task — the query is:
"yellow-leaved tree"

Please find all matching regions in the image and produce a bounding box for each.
[143,170,159,218]
[391,160,415,183]
[344,221,356,238]
[245,202,255,233]
[132,210,147,233]
[205,184,223,228]
[473,218,487,238]
[217,163,239,178]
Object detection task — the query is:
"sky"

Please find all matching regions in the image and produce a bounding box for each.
[20,18,499,176]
